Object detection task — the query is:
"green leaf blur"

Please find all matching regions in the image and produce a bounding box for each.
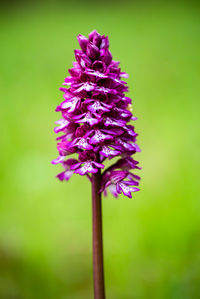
[0,1,199,298]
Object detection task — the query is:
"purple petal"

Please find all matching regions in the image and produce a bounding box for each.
[60,96,81,113]
[109,184,118,198]
[92,31,102,47]
[54,119,70,133]
[100,35,109,49]
[100,146,121,158]
[92,60,106,72]
[77,34,88,52]
[72,82,95,94]
[102,128,124,136]
[75,50,92,68]
[120,72,129,78]
[68,67,81,78]
[116,182,140,198]
[73,137,93,150]
[92,161,104,169]
[70,162,82,170]
[88,30,97,42]
[86,100,111,113]
[51,156,65,165]
[87,42,100,59]
[57,170,73,181]
[74,161,98,175]
[74,112,99,126]
[63,76,74,86]
[89,129,113,144]
[100,49,112,65]
[85,69,108,79]
[104,117,126,127]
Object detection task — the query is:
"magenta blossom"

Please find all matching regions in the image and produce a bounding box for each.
[52,30,140,198]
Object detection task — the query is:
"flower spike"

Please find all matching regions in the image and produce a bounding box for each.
[52,30,140,199]
[52,30,141,299]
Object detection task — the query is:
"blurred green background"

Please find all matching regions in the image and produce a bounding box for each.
[0,0,200,298]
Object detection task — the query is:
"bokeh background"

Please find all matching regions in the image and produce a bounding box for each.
[0,0,200,298]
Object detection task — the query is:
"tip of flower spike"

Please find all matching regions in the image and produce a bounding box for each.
[88,30,98,41]
[77,30,110,53]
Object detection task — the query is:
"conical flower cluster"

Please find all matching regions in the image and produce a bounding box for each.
[52,30,141,198]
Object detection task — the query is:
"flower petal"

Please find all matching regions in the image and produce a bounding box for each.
[51,156,65,165]
[74,161,98,175]
[89,129,113,144]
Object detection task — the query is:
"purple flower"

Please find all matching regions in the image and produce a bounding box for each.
[100,170,140,199]
[52,30,141,198]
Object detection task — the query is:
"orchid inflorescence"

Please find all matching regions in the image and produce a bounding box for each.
[52,30,141,198]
